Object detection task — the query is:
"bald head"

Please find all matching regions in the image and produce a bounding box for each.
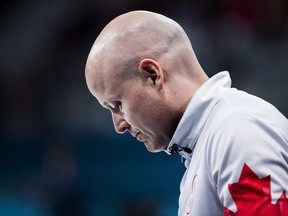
[89,10,191,61]
[85,11,206,96]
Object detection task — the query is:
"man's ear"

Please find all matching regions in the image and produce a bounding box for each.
[138,58,164,90]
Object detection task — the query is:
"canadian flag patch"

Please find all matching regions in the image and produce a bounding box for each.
[224,163,288,216]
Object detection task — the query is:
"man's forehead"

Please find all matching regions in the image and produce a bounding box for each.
[85,18,138,106]
[86,45,113,91]
[95,86,122,110]
[87,65,123,106]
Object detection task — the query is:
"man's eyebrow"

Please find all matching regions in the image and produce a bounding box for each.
[102,101,109,108]
[102,101,114,110]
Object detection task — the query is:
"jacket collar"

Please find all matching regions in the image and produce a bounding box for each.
[164,71,232,163]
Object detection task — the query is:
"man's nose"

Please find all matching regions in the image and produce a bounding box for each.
[111,112,129,134]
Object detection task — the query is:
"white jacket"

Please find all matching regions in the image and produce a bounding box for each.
[165,72,288,216]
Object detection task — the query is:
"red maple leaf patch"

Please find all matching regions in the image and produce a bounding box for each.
[224,163,288,216]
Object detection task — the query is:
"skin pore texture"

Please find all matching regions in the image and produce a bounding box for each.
[85,10,208,152]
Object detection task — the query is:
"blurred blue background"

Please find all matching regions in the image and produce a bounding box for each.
[1,0,288,215]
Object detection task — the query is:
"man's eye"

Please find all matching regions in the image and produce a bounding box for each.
[111,103,121,112]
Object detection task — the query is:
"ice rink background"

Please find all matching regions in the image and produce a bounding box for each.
[1,1,288,215]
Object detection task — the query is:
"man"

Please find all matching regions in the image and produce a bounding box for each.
[85,10,288,216]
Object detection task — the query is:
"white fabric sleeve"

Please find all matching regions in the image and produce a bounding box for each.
[207,112,288,215]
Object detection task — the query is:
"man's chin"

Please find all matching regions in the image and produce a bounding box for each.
[144,142,167,153]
